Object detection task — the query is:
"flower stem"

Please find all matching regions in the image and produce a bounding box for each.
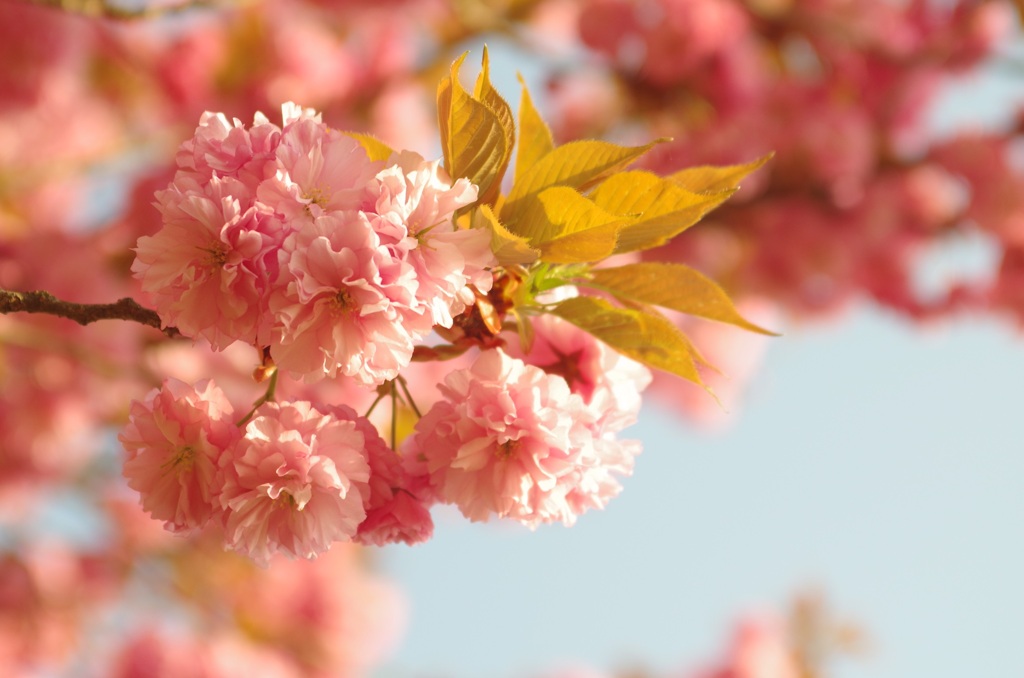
[396,375,423,418]
[390,381,398,450]
[235,369,278,427]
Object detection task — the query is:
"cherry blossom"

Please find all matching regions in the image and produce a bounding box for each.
[119,379,239,535]
[367,150,493,326]
[257,117,381,222]
[219,400,371,563]
[403,348,641,527]
[135,175,282,348]
[331,403,435,546]
[269,211,420,384]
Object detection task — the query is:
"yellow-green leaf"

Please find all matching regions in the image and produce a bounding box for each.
[590,170,734,252]
[515,186,624,240]
[342,132,394,162]
[437,53,507,199]
[510,307,535,354]
[471,204,539,266]
[473,47,515,206]
[514,74,554,186]
[512,186,630,262]
[501,138,667,225]
[437,57,456,171]
[669,153,773,194]
[586,262,778,335]
[537,224,623,263]
[550,295,704,385]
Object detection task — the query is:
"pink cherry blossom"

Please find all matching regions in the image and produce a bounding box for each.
[257,117,382,223]
[175,110,283,190]
[219,400,371,564]
[686,615,799,678]
[402,348,640,527]
[269,212,419,385]
[369,81,436,156]
[111,628,303,678]
[228,546,407,675]
[119,379,238,535]
[0,543,119,674]
[512,311,649,514]
[135,175,282,348]
[510,313,651,432]
[578,0,750,88]
[333,403,433,546]
[367,150,494,327]
[368,151,478,242]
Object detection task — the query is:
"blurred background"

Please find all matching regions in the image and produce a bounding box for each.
[1,0,1023,676]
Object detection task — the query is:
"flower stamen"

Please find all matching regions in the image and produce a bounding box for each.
[161,445,196,475]
[495,439,519,461]
[332,287,356,315]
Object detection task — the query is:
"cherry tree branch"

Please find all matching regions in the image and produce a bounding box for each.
[0,288,180,338]
[19,0,235,21]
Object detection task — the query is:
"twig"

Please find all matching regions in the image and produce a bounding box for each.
[20,0,234,21]
[0,288,180,338]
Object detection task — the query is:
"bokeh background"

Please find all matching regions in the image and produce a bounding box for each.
[2,1,1024,676]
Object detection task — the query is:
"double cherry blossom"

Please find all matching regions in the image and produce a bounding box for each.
[124,103,652,562]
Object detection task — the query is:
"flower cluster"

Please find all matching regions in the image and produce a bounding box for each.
[403,337,647,528]
[133,104,493,386]
[119,378,432,563]
[120,101,658,561]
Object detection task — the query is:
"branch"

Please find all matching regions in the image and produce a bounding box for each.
[19,0,236,21]
[0,289,180,338]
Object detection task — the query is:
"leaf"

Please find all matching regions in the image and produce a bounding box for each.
[437,52,507,200]
[669,153,773,194]
[501,138,667,225]
[471,204,539,266]
[514,74,554,186]
[537,224,624,263]
[550,295,704,385]
[590,170,734,252]
[514,186,624,242]
[586,262,778,335]
[342,132,394,162]
[514,186,630,263]
[473,46,515,206]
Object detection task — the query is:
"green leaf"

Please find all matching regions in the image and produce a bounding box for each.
[471,204,539,266]
[589,170,734,252]
[669,153,773,194]
[550,295,704,385]
[342,132,394,163]
[514,74,554,186]
[437,53,507,200]
[473,47,516,206]
[501,138,667,225]
[585,262,778,335]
